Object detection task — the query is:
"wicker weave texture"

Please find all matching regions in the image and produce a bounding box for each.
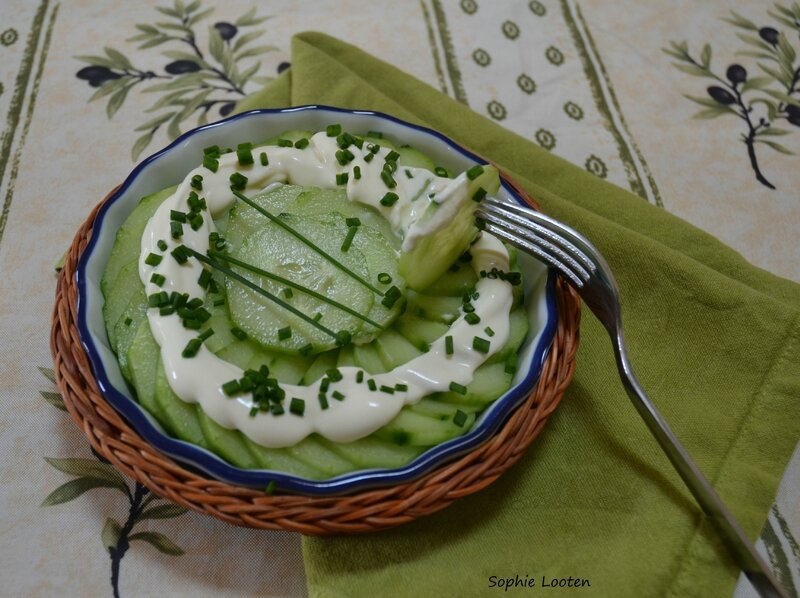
[50,180,581,535]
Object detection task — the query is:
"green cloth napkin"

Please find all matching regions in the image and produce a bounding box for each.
[238,33,800,598]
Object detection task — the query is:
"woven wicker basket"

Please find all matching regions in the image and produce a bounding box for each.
[50,176,581,535]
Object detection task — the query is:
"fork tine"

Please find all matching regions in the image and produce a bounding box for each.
[481,198,596,273]
[477,214,588,288]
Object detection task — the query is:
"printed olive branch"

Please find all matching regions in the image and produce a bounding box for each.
[664,5,800,190]
[39,367,186,598]
[75,0,277,160]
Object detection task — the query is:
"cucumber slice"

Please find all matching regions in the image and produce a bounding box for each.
[154,364,208,448]
[398,165,500,291]
[127,323,162,419]
[112,288,147,381]
[196,409,259,468]
[268,353,313,385]
[406,291,462,324]
[438,362,513,407]
[409,397,481,418]
[423,262,477,296]
[287,435,355,478]
[375,409,475,447]
[396,145,436,171]
[317,436,425,470]
[394,313,449,351]
[301,349,339,385]
[258,130,313,147]
[227,215,373,353]
[101,186,176,298]
[216,339,273,370]
[242,436,326,479]
[352,343,388,375]
[225,184,306,254]
[375,329,424,370]
[486,306,529,365]
[103,261,141,349]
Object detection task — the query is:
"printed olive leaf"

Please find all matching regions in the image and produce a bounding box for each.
[237,45,278,60]
[750,98,780,120]
[102,518,122,550]
[700,44,712,69]
[145,87,194,112]
[671,62,714,78]
[128,531,184,556]
[40,390,66,411]
[684,94,727,108]
[773,3,800,21]
[208,26,225,63]
[756,139,795,155]
[156,5,182,19]
[758,63,794,89]
[44,457,128,487]
[239,61,261,88]
[777,34,797,65]
[763,88,800,108]
[103,47,133,71]
[41,476,128,506]
[107,82,136,119]
[74,53,116,69]
[143,72,209,93]
[757,127,792,136]
[39,366,56,384]
[188,7,215,26]
[233,29,265,52]
[769,11,798,29]
[692,106,737,119]
[235,7,271,27]
[740,76,774,93]
[88,77,128,103]
[771,505,800,561]
[139,503,187,520]
[162,50,210,70]
[761,520,798,596]
[737,50,778,61]
[722,10,759,31]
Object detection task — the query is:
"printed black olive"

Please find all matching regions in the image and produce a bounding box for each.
[707,86,736,105]
[219,102,236,117]
[76,65,121,87]
[165,60,201,75]
[277,61,290,74]
[759,27,779,45]
[787,104,800,127]
[214,21,238,41]
[726,64,747,85]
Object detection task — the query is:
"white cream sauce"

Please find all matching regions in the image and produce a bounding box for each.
[139,131,513,447]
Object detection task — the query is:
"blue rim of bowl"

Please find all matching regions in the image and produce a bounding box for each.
[75,105,559,495]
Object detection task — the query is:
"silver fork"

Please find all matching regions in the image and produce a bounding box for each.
[476,197,788,598]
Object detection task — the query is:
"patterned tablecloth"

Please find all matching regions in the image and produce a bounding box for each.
[1,1,798,596]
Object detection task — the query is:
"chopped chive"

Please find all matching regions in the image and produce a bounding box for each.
[188,212,204,231]
[299,343,314,356]
[453,410,468,427]
[270,403,284,416]
[445,335,454,355]
[157,239,168,251]
[150,273,166,286]
[222,379,241,396]
[170,221,184,239]
[203,155,219,172]
[345,217,361,227]
[336,172,348,185]
[485,326,495,337]
[505,353,518,375]
[465,312,481,325]
[383,161,398,175]
[341,226,357,252]
[230,327,248,341]
[198,269,212,289]
[170,210,186,223]
[380,285,402,308]
[203,144,220,157]
[326,123,342,136]
[335,330,352,346]
[229,172,248,191]
[186,297,203,309]
[264,480,277,495]
[282,287,293,299]
[472,187,487,202]
[380,385,395,394]
[313,312,323,322]
[159,305,175,316]
[449,381,467,395]
[171,245,189,264]
[434,166,448,177]
[364,153,375,163]
[183,319,202,330]
[213,298,225,307]
[380,170,396,188]
[377,272,392,284]
[289,397,305,416]
[326,368,343,382]
[380,192,399,207]
[356,370,364,383]
[237,142,254,165]
[335,149,355,165]
[332,390,345,401]
[198,328,214,341]
[320,378,330,392]
[385,150,400,163]
[276,138,293,147]
[259,152,268,166]
[190,174,203,190]
[463,302,475,313]
[278,326,292,340]
[182,338,203,358]
[294,137,310,149]
[472,336,491,353]
[124,317,132,326]
[395,383,408,392]
[353,165,361,180]
[145,252,162,266]
[367,130,383,138]
[318,393,329,410]
[466,165,485,180]
[367,379,377,391]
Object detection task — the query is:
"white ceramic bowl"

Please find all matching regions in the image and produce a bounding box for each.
[76,106,557,495]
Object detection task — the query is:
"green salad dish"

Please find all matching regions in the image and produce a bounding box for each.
[78,107,557,495]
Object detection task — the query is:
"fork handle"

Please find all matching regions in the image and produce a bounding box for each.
[611,332,788,598]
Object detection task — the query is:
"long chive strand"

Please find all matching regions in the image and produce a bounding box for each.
[208,249,383,331]
[232,190,384,296]
[184,248,341,342]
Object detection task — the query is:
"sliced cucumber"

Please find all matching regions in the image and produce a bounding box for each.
[398,165,500,291]
[406,291,462,324]
[317,436,425,470]
[242,436,326,479]
[423,262,477,296]
[225,184,306,253]
[375,329,424,370]
[154,364,208,448]
[112,289,147,382]
[394,313,449,351]
[103,261,142,350]
[438,362,513,407]
[396,145,436,171]
[268,353,313,385]
[287,435,355,478]
[196,409,259,468]
[127,323,162,419]
[301,349,339,385]
[486,306,529,365]
[374,409,475,447]
[352,343,388,375]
